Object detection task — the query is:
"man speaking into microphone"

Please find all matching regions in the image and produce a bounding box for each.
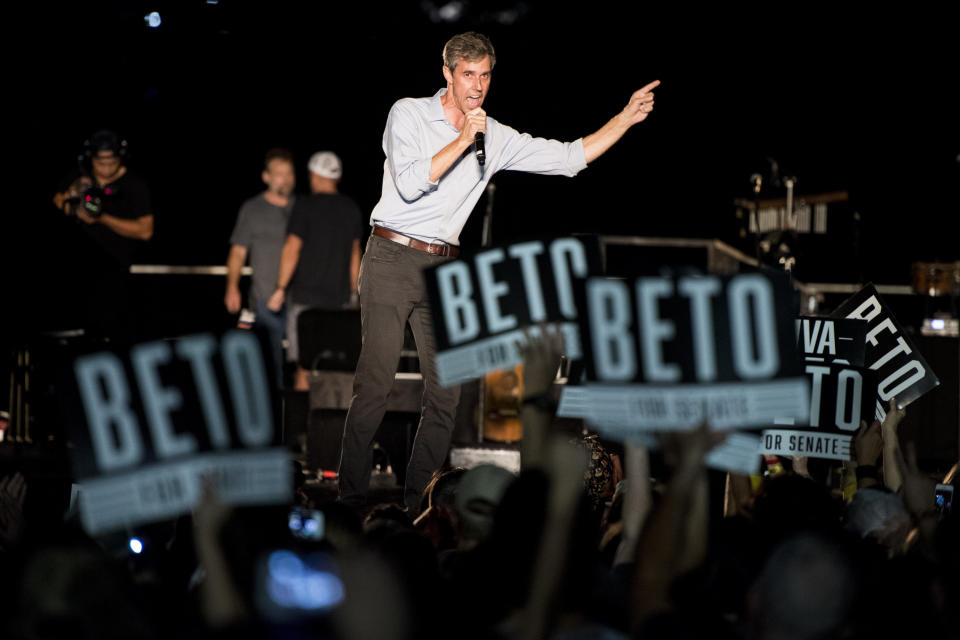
[340,31,659,512]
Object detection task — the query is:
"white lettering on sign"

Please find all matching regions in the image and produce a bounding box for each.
[131,341,196,459]
[476,249,516,334]
[835,369,862,431]
[550,238,588,319]
[728,275,779,379]
[847,295,882,323]
[176,335,230,449]
[75,354,144,472]
[221,332,273,447]
[804,364,863,431]
[587,274,781,382]
[637,278,680,382]
[436,238,589,346]
[508,241,547,322]
[799,319,836,356]
[581,379,809,431]
[74,332,273,472]
[678,278,721,381]
[77,449,292,536]
[844,293,929,407]
[437,262,479,344]
[869,336,912,371]
[878,361,926,401]
[805,365,829,427]
[866,317,896,346]
[761,429,851,461]
[588,279,636,381]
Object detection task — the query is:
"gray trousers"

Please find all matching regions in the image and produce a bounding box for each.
[338,234,460,511]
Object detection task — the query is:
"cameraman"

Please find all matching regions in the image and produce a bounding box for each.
[51,130,154,341]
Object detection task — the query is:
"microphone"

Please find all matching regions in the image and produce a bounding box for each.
[475,131,485,166]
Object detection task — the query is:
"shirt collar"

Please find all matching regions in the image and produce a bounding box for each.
[429,88,448,122]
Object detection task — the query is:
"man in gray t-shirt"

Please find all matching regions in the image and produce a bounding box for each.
[225,148,296,387]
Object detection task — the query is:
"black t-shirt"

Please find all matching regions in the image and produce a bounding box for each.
[57,168,153,267]
[287,193,364,308]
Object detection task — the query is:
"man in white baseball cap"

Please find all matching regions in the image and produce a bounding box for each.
[307,151,342,181]
[269,151,364,390]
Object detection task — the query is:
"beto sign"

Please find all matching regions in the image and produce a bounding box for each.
[62,331,290,535]
[831,284,939,420]
[575,271,809,432]
[762,362,878,461]
[424,236,600,386]
[796,316,867,366]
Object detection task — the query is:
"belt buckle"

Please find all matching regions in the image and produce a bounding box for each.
[426,238,449,256]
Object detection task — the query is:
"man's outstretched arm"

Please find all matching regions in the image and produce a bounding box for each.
[582,80,659,164]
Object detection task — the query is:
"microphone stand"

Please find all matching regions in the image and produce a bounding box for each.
[750,174,762,262]
[481,182,496,247]
[477,182,496,442]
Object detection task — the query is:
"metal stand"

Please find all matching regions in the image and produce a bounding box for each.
[477,182,496,442]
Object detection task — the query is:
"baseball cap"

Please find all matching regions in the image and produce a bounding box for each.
[308,151,342,179]
[455,464,515,540]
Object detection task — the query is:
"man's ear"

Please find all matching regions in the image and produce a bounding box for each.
[261,170,269,186]
[442,65,453,85]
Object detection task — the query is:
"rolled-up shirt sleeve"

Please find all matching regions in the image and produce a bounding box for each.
[496,124,588,177]
[384,101,440,202]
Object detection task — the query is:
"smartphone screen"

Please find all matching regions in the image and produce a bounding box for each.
[935,484,953,514]
[288,507,325,541]
[254,550,344,622]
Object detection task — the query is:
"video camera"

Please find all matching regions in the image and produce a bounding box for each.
[64,130,127,217]
[64,177,110,218]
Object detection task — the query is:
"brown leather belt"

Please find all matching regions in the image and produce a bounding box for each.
[372,225,460,258]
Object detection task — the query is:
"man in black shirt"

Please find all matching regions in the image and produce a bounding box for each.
[52,130,154,341]
[268,151,363,389]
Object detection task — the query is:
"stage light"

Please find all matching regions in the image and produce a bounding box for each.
[921,316,959,337]
[144,12,162,28]
[129,537,144,554]
[438,1,463,22]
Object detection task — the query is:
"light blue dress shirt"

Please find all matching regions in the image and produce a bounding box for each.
[370,88,588,246]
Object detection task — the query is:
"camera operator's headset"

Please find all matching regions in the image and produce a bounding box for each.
[78,130,129,173]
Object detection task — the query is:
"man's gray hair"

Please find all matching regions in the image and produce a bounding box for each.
[443,32,496,71]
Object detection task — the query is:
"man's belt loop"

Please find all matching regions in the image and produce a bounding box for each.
[372,225,460,258]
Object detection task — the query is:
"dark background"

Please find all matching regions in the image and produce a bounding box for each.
[5,1,959,338]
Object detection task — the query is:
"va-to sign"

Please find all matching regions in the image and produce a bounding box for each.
[574,271,810,433]
[61,331,290,535]
[424,236,600,386]
[762,362,878,461]
[831,284,939,421]
[795,316,867,366]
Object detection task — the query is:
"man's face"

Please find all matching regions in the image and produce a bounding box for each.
[91,150,123,182]
[442,55,492,114]
[262,159,295,197]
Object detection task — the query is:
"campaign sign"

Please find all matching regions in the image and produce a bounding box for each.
[424,236,601,386]
[831,284,939,420]
[706,432,763,475]
[574,271,810,432]
[796,316,867,365]
[761,362,878,461]
[60,331,291,535]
